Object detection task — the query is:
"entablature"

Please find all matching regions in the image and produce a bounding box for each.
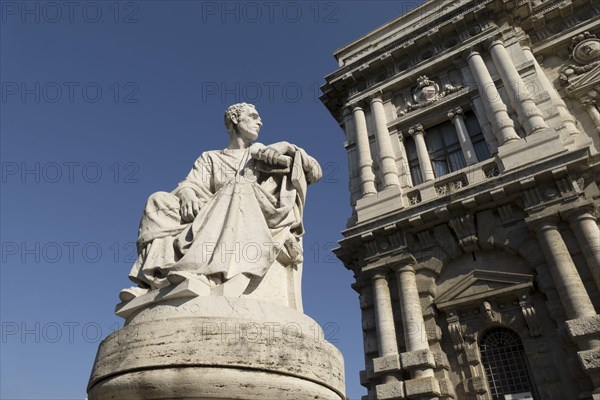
[334,148,598,267]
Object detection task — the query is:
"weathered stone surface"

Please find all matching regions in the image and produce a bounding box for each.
[400,349,435,370]
[89,297,345,400]
[437,377,454,397]
[578,348,600,371]
[375,380,405,400]
[433,351,450,370]
[373,354,401,375]
[565,315,600,338]
[404,376,441,397]
[468,376,487,394]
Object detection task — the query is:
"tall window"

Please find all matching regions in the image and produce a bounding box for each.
[425,120,466,177]
[479,328,537,400]
[464,111,491,161]
[405,136,423,185]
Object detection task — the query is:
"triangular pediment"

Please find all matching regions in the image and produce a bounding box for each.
[566,63,600,96]
[435,270,533,310]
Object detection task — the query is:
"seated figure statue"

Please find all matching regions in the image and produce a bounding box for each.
[120,103,322,306]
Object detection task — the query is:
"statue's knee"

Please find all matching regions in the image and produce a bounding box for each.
[145,191,179,212]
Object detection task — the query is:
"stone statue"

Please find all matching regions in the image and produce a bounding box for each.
[120,102,322,306]
[87,103,345,400]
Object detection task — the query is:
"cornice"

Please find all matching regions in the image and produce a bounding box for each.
[334,147,596,263]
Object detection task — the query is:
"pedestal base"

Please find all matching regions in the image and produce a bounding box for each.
[87,296,345,400]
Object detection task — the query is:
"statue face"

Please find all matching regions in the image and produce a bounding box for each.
[235,106,262,141]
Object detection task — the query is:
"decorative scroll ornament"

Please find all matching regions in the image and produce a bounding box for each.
[559,32,600,84]
[447,312,466,352]
[519,294,541,337]
[397,75,463,116]
[448,214,478,253]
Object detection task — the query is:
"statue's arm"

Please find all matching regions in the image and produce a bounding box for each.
[299,150,322,184]
[259,142,322,183]
[172,152,214,222]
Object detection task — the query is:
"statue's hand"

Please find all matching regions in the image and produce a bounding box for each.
[260,142,295,165]
[268,141,295,156]
[179,188,200,223]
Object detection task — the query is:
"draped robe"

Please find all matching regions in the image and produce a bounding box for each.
[128,143,321,290]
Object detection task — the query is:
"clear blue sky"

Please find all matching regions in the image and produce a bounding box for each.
[0,1,424,398]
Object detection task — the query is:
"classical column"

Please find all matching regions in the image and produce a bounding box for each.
[466,49,521,145]
[522,46,580,136]
[529,216,596,321]
[394,265,434,379]
[582,99,600,129]
[488,40,549,136]
[448,107,478,165]
[371,272,400,384]
[567,206,600,290]
[370,95,401,188]
[408,124,435,182]
[342,108,360,207]
[397,134,413,188]
[352,104,377,197]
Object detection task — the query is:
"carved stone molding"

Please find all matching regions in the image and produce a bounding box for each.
[435,270,534,310]
[518,293,542,337]
[447,312,466,352]
[448,214,478,253]
[397,75,463,116]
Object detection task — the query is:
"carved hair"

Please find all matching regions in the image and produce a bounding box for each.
[224,102,256,136]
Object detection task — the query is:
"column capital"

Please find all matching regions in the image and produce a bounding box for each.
[350,103,364,113]
[393,265,416,274]
[525,213,559,233]
[371,271,390,281]
[486,38,505,51]
[464,45,484,61]
[447,107,464,119]
[389,254,417,272]
[368,91,384,104]
[407,124,425,136]
[564,204,597,224]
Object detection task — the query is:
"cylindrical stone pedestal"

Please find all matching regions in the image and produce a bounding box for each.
[87,296,345,400]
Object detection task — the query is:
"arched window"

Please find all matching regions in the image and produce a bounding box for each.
[479,328,536,400]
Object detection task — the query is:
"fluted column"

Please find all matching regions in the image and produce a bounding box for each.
[530,216,596,321]
[448,107,478,165]
[488,40,549,136]
[522,46,580,136]
[466,49,521,145]
[352,104,377,197]
[568,207,600,290]
[395,265,434,379]
[408,124,435,182]
[371,272,400,384]
[371,95,400,188]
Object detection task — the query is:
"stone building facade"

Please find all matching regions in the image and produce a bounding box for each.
[320,1,600,399]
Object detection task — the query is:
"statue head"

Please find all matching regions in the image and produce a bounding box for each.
[224,103,262,141]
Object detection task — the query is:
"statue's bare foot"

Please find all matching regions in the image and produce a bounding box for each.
[119,286,149,302]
